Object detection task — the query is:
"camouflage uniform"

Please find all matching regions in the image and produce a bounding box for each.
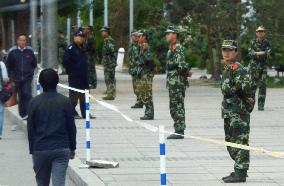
[137,43,154,118]
[85,36,97,89]
[221,61,253,173]
[58,34,67,71]
[102,36,117,98]
[166,42,188,134]
[128,41,143,106]
[248,38,271,110]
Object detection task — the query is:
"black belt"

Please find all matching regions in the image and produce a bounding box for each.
[224,94,240,99]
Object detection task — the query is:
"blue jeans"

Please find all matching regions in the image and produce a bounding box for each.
[32,148,70,186]
[0,102,4,136]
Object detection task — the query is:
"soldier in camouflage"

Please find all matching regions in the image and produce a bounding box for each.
[58,31,67,74]
[165,26,191,140]
[84,26,97,89]
[128,31,143,109]
[137,30,155,120]
[221,40,254,183]
[101,26,117,100]
[248,26,271,111]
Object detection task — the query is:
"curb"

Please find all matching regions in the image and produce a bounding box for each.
[5,106,106,186]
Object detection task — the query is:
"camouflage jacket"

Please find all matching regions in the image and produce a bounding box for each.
[166,42,189,89]
[85,36,96,62]
[138,43,154,77]
[221,62,253,118]
[128,42,140,76]
[102,36,117,70]
[248,38,271,66]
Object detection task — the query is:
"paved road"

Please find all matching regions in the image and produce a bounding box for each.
[56,69,284,186]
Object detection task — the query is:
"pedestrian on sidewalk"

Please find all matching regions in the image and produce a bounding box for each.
[6,34,37,119]
[27,68,77,186]
[63,30,90,119]
[0,60,9,140]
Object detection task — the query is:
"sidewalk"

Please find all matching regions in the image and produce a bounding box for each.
[57,69,284,186]
[0,113,36,186]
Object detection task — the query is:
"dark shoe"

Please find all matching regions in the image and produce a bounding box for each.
[140,116,154,120]
[74,115,82,119]
[131,103,143,109]
[223,170,247,183]
[82,114,96,119]
[222,172,234,180]
[102,96,115,100]
[258,107,264,111]
[167,132,184,139]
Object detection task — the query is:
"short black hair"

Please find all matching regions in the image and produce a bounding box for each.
[39,68,59,91]
[17,34,27,39]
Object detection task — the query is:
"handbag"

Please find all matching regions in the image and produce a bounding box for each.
[0,65,12,103]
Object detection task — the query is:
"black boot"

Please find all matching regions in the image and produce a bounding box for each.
[140,115,154,120]
[131,102,143,109]
[222,172,234,181]
[167,131,184,139]
[223,170,247,183]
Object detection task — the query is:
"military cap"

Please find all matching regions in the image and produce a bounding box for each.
[165,26,178,34]
[222,40,238,50]
[73,30,85,37]
[131,30,140,37]
[100,26,110,33]
[137,29,147,35]
[256,26,265,32]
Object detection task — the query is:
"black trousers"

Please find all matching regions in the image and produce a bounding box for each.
[32,149,70,186]
[69,90,86,118]
[14,80,33,118]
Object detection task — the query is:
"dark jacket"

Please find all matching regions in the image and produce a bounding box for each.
[63,43,89,89]
[27,90,77,154]
[6,46,37,82]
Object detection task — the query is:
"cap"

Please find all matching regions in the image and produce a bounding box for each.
[73,30,85,37]
[165,26,177,34]
[100,26,110,33]
[256,26,265,32]
[131,30,140,37]
[137,29,147,36]
[222,40,238,50]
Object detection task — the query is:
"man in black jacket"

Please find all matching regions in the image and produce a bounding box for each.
[27,68,76,186]
[6,34,37,119]
[63,31,90,119]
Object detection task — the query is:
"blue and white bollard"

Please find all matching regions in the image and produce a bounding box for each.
[36,83,41,95]
[159,125,167,186]
[85,89,91,162]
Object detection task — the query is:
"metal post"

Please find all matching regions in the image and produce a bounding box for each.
[159,125,167,186]
[10,20,15,47]
[104,0,108,26]
[67,17,71,45]
[30,0,38,52]
[77,0,81,27]
[41,0,58,68]
[89,0,94,26]
[129,0,133,38]
[40,0,44,65]
[85,90,91,162]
